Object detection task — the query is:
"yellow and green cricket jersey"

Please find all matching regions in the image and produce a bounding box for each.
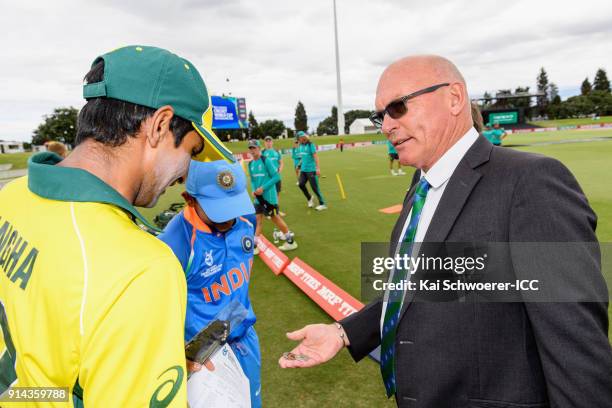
[0,153,187,407]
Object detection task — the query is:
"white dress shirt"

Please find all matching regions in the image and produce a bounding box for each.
[380,127,479,332]
[397,127,479,244]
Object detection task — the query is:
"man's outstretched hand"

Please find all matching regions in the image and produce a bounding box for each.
[278,323,347,368]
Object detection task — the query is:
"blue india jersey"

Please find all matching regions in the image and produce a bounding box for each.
[159,206,257,342]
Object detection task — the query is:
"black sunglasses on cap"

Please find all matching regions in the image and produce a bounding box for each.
[369,83,450,128]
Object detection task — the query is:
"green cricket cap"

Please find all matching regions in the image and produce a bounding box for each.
[248,139,261,148]
[83,45,234,162]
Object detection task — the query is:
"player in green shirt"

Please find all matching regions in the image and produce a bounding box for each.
[387,139,405,176]
[247,139,297,252]
[482,123,493,143]
[490,122,507,146]
[482,122,507,146]
[291,137,301,184]
[296,131,327,211]
[262,135,285,216]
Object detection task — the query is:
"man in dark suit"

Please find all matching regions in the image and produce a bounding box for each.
[279,55,612,407]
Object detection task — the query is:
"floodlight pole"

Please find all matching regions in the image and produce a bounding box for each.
[333,0,345,136]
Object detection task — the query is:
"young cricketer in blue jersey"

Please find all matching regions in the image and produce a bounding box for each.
[159,160,262,407]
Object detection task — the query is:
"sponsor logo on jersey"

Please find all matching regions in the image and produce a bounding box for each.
[149,365,184,408]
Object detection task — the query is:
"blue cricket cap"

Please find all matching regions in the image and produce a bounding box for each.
[186,160,255,223]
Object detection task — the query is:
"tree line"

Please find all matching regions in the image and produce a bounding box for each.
[29,67,611,145]
[480,67,611,119]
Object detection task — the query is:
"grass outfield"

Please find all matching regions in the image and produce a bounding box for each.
[0,152,31,170]
[506,129,612,145]
[2,128,611,170]
[529,116,612,128]
[138,129,612,407]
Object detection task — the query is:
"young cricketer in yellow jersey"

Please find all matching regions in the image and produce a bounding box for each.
[0,45,234,407]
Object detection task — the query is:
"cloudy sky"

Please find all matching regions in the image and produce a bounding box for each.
[1,0,611,142]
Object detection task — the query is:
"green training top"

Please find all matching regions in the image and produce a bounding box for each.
[262,148,282,171]
[298,142,317,172]
[248,157,280,205]
[291,147,301,168]
[484,129,505,145]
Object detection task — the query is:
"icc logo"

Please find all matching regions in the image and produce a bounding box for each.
[204,250,214,267]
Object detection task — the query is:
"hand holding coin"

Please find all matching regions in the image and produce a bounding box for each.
[279,323,346,369]
[282,352,310,362]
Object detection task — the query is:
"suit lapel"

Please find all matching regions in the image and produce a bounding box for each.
[398,136,492,320]
[421,161,482,242]
[423,136,492,242]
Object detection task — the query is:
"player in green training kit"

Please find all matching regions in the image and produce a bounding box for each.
[296,131,327,211]
[262,135,285,216]
[491,121,507,146]
[483,121,507,146]
[387,139,405,176]
[247,139,297,252]
[291,137,301,185]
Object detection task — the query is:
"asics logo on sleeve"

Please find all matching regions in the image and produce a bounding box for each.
[149,365,184,408]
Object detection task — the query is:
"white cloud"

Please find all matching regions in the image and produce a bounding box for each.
[1,0,611,141]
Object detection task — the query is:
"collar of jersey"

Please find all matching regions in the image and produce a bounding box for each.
[183,206,249,235]
[27,152,160,232]
[183,205,213,234]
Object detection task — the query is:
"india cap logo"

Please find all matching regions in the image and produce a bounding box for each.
[216,170,235,190]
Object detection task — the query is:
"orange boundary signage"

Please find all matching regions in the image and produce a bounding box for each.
[281,257,363,321]
[256,235,289,275]
[256,246,364,320]
[256,245,381,361]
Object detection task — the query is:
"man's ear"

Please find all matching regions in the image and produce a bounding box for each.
[182,191,195,207]
[146,105,175,148]
[448,82,467,116]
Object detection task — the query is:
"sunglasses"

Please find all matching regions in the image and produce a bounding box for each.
[369,83,450,128]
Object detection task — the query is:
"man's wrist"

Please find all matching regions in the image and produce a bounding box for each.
[334,322,350,347]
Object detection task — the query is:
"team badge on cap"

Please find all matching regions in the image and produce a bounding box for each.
[216,171,235,190]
